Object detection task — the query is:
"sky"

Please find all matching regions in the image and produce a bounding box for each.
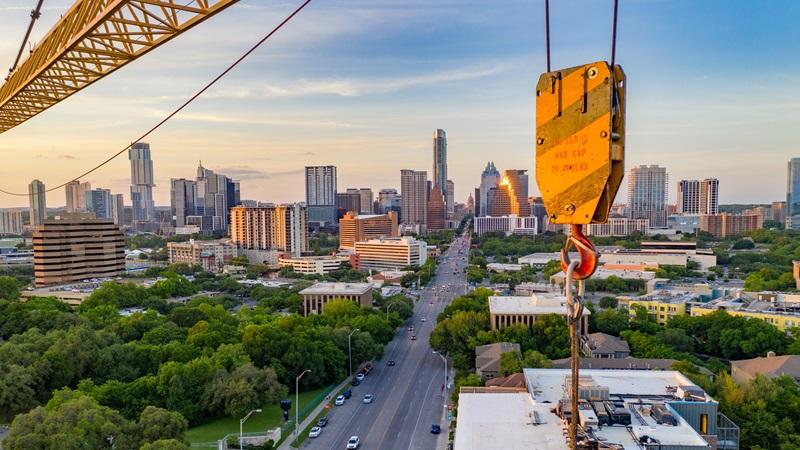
[0,0,799,208]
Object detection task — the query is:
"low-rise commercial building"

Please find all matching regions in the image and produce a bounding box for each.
[601,241,717,271]
[167,239,238,273]
[33,218,125,286]
[474,215,537,236]
[454,369,739,450]
[618,295,690,325]
[299,282,373,316]
[586,217,649,237]
[488,293,590,333]
[353,236,427,271]
[278,255,349,275]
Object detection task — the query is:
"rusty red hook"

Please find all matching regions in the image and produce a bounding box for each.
[560,224,599,281]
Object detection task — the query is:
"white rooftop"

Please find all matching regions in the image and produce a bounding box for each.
[489,293,591,316]
[299,282,372,295]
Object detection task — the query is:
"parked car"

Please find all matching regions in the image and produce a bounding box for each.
[343,389,352,399]
[431,424,441,434]
[356,373,365,381]
[363,394,374,404]
[317,416,328,427]
[335,395,345,406]
[309,426,322,438]
[387,360,396,366]
[351,378,361,386]
[421,317,427,322]
[411,335,417,340]
[346,436,361,449]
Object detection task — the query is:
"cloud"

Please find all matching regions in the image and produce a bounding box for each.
[58,154,76,160]
[148,110,356,129]
[215,165,270,180]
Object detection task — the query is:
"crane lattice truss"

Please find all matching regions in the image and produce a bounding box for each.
[0,0,240,134]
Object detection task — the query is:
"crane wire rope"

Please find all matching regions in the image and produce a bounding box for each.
[7,0,45,79]
[0,0,313,197]
[543,1,620,449]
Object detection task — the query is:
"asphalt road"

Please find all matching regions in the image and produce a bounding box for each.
[301,233,470,450]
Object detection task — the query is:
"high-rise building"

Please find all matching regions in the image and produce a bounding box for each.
[377,188,402,221]
[479,162,501,217]
[433,129,448,211]
[129,143,155,223]
[170,178,197,227]
[628,165,668,228]
[195,163,237,233]
[0,210,24,235]
[229,204,308,257]
[466,193,474,214]
[110,194,125,226]
[677,178,719,215]
[346,188,373,214]
[446,180,455,217]
[400,169,428,225]
[487,170,530,217]
[86,189,113,219]
[787,158,800,229]
[65,180,91,213]
[32,217,125,286]
[701,213,762,238]
[28,179,47,227]
[772,201,787,224]
[530,196,547,233]
[427,184,446,230]
[305,166,337,225]
[339,211,398,250]
[336,192,361,217]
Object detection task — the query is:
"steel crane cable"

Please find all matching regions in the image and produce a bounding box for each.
[0,0,313,197]
[543,0,619,73]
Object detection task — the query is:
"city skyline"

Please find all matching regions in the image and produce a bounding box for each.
[0,1,799,208]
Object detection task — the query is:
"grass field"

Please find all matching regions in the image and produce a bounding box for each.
[185,386,330,445]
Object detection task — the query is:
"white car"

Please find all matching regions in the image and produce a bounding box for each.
[335,395,345,406]
[363,394,374,404]
[346,436,360,449]
[355,373,365,381]
[308,426,322,438]
[421,317,427,322]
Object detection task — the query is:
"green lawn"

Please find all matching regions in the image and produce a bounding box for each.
[185,386,330,445]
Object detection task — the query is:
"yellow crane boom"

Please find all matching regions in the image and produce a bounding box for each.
[0,0,240,134]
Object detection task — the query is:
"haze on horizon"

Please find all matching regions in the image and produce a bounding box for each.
[0,0,798,208]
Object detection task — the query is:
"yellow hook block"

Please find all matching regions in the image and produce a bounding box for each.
[535,61,626,225]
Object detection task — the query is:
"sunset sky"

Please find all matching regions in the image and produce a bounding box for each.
[0,0,799,208]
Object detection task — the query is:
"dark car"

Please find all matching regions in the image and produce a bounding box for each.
[317,416,329,427]
[411,335,417,340]
[343,389,352,399]
[431,424,441,434]
[351,378,361,386]
[387,360,396,366]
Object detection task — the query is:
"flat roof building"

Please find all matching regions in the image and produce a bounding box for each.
[167,239,238,273]
[278,255,349,275]
[229,204,307,257]
[474,215,537,236]
[33,217,125,286]
[339,211,398,250]
[488,293,590,333]
[353,236,427,271]
[299,282,373,316]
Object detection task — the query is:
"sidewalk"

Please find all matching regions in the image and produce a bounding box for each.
[276,376,353,450]
[435,367,455,450]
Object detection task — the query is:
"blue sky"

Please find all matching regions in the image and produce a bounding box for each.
[0,0,799,208]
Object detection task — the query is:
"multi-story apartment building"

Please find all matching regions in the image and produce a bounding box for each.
[65,180,91,213]
[32,217,125,286]
[346,188,373,214]
[400,169,428,226]
[677,178,719,215]
[167,239,238,273]
[305,166,337,225]
[339,211,398,250]
[28,179,47,228]
[0,210,24,235]
[699,212,762,238]
[353,236,428,271]
[229,204,308,257]
[628,165,668,227]
[787,158,800,229]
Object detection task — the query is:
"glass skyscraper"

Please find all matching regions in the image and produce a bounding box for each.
[129,142,155,223]
[786,158,800,229]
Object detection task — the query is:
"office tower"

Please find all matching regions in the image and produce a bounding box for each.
[487,170,530,217]
[346,188,373,214]
[772,201,786,224]
[229,204,308,257]
[110,194,125,226]
[32,217,125,286]
[433,129,448,211]
[170,178,197,227]
[479,162,501,217]
[677,178,719,215]
[473,188,481,216]
[339,211,399,250]
[0,210,24,235]
[65,180,91,213]
[377,188,402,220]
[129,142,155,223]
[788,158,800,229]
[427,184,446,230]
[354,236,428,271]
[628,165,668,228]
[400,169,428,225]
[336,192,361,217]
[446,180,455,216]
[194,162,236,233]
[305,166,337,225]
[28,179,47,227]
[466,193,474,214]
[86,189,113,219]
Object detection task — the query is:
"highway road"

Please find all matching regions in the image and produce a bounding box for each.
[301,232,470,450]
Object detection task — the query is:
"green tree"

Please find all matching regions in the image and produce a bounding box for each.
[205,363,287,417]
[598,296,618,309]
[499,350,522,376]
[522,350,552,368]
[0,275,21,300]
[140,440,191,450]
[135,406,188,444]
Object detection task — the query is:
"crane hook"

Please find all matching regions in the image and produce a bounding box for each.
[560,224,598,281]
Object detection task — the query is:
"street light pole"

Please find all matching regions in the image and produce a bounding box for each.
[385,301,401,321]
[433,351,449,407]
[295,369,311,435]
[348,328,359,377]
[239,408,262,449]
